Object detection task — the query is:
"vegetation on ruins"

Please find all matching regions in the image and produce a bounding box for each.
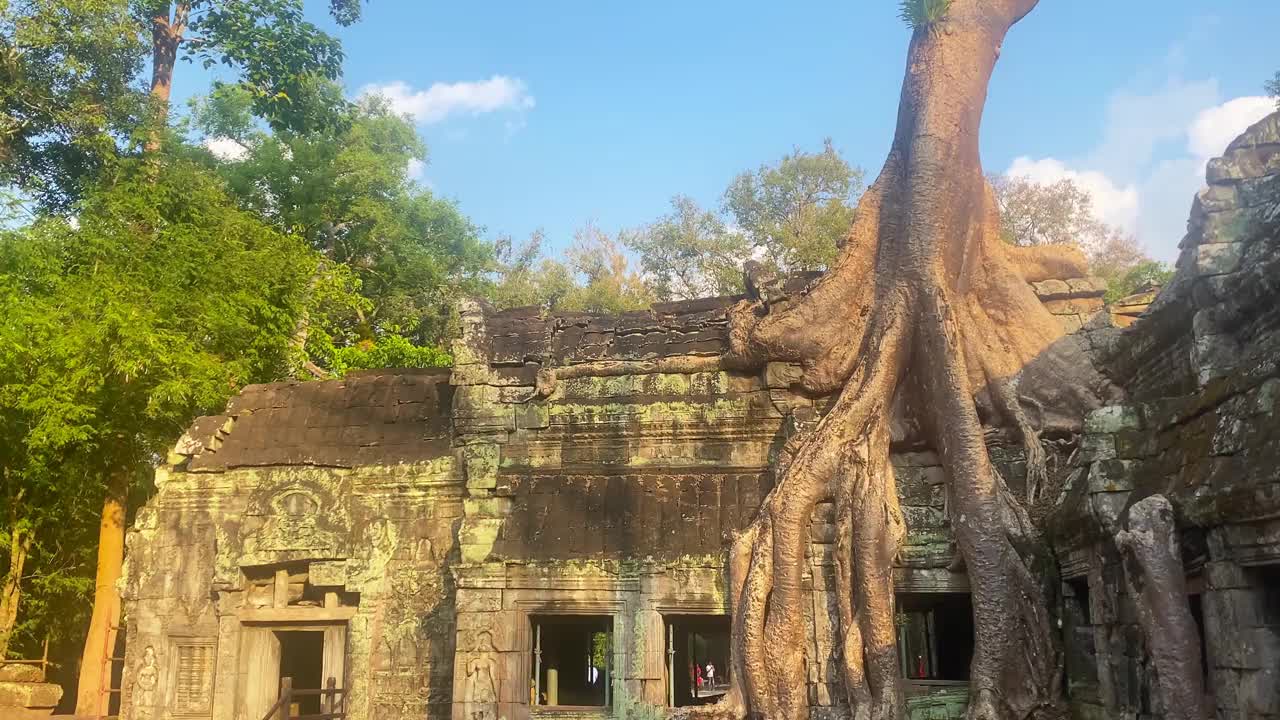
[0,158,329,708]
[532,2,1181,718]
[0,2,1199,716]
[628,141,865,301]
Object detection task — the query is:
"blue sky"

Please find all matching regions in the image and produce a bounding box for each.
[185,1,1280,262]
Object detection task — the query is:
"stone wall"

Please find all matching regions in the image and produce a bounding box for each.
[120,371,464,720]
[115,116,1280,720]
[1051,112,1280,720]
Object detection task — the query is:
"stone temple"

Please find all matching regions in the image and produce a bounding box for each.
[112,115,1280,720]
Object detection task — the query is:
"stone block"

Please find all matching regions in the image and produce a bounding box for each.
[1085,406,1143,434]
[463,497,513,519]
[1205,561,1252,590]
[0,665,42,683]
[1079,435,1117,462]
[1195,243,1244,276]
[464,444,500,490]
[455,590,502,614]
[1086,459,1135,493]
[764,362,804,388]
[308,560,347,587]
[0,681,61,710]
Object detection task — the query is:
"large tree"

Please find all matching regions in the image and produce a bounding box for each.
[0,158,326,711]
[628,141,864,301]
[190,86,494,359]
[548,3,1115,719]
[0,0,146,211]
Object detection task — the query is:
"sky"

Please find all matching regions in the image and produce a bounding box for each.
[185,1,1280,263]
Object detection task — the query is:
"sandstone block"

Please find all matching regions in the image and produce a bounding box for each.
[1085,406,1143,434]
[1195,243,1244,276]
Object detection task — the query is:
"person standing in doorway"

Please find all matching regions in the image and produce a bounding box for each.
[705,662,716,688]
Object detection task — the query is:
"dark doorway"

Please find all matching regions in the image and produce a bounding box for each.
[276,631,325,715]
[896,593,974,682]
[530,615,612,707]
[666,615,731,707]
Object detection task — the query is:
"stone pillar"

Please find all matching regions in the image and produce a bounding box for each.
[1203,530,1280,720]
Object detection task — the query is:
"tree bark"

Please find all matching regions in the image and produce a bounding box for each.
[1115,495,1208,720]
[75,476,127,716]
[0,520,32,658]
[145,3,189,152]
[699,2,1106,718]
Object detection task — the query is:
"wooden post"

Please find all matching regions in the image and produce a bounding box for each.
[278,676,292,720]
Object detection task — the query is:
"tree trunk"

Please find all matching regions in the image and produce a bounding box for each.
[1116,495,1207,720]
[145,3,188,152]
[0,522,32,658]
[534,3,1109,719]
[701,2,1104,718]
[75,477,127,716]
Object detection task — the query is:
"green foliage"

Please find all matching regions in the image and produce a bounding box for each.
[487,230,576,310]
[190,87,493,354]
[1269,71,1280,105]
[626,196,747,300]
[723,139,862,275]
[991,174,1111,253]
[187,0,349,132]
[559,224,654,313]
[327,335,452,376]
[0,0,146,211]
[627,140,863,301]
[0,156,330,655]
[1101,260,1173,304]
[898,0,952,30]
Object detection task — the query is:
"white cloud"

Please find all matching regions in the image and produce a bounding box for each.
[406,158,426,181]
[1003,83,1276,262]
[204,136,249,162]
[359,76,535,125]
[1005,156,1141,234]
[1187,96,1274,162]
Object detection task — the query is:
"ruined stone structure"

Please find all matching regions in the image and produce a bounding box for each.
[118,114,1280,720]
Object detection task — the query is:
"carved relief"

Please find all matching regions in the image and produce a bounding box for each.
[175,642,216,715]
[462,631,498,720]
[132,646,159,716]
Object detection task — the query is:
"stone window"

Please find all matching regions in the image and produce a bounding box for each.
[663,615,731,707]
[530,615,612,708]
[172,639,216,715]
[895,593,974,682]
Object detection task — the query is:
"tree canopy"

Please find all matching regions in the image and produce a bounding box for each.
[0,156,330,660]
[627,140,864,301]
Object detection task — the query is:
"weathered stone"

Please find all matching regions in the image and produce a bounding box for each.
[1085,406,1143,434]
[1195,243,1245,276]
[0,665,43,683]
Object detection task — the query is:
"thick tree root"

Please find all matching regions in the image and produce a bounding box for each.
[1115,495,1208,720]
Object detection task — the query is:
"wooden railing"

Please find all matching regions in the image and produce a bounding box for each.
[260,676,348,720]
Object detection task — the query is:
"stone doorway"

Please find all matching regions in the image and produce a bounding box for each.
[238,624,346,720]
[278,630,325,715]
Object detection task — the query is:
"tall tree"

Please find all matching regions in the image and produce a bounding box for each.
[488,230,576,310]
[0,0,146,211]
[1268,70,1279,104]
[144,0,362,145]
[627,143,865,301]
[0,157,328,712]
[190,86,494,359]
[550,2,1137,718]
[560,223,654,313]
[626,196,748,300]
[722,138,864,274]
[990,174,1111,254]
[993,174,1172,301]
